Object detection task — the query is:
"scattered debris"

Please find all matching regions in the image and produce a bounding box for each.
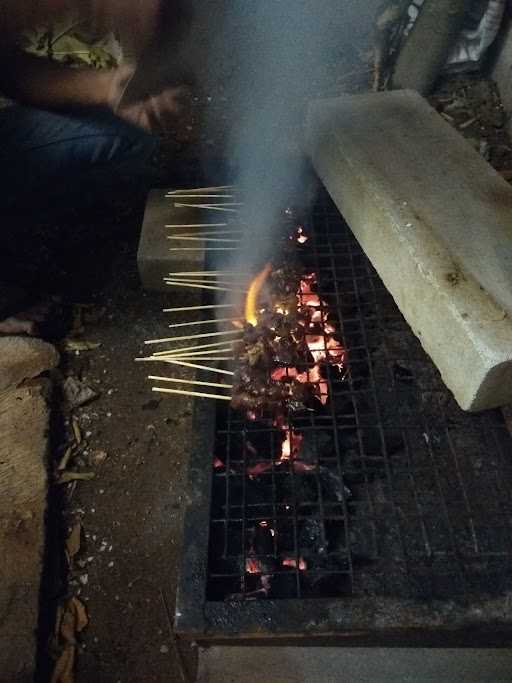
[64,339,102,353]
[58,471,96,484]
[57,447,73,472]
[71,418,82,445]
[90,449,108,467]
[63,376,99,408]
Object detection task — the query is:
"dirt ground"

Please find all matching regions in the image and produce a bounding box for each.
[60,238,197,682]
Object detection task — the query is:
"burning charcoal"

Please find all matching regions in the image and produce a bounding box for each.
[318,466,351,503]
[299,518,327,557]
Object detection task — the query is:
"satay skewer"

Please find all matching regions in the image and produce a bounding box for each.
[152,387,231,401]
[167,236,241,243]
[145,329,243,345]
[167,317,241,329]
[136,357,234,376]
[165,223,228,228]
[148,375,232,390]
[166,185,234,195]
[164,280,245,292]
[152,339,239,355]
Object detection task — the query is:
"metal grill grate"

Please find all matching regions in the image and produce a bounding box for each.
[206,189,512,603]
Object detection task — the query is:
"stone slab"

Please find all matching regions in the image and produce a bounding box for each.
[307,89,512,412]
[0,379,51,681]
[197,646,512,683]
[491,16,512,138]
[0,336,59,392]
[137,189,208,292]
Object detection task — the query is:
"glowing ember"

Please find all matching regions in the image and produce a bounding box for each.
[245,263,272,326]
[282,557,307,570]
[281,426,303,460]
[245,557,262,574]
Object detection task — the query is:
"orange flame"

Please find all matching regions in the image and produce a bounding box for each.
[245,263,272,326]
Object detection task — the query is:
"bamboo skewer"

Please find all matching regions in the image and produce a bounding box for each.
[141,357,235,376]
[148,375,232,390]
[164,280,246,292]
[173,203,240,213]
[165,348,233,358]
[174,230,243,237]
[152,339,239,355]
[162,303,236,313]
[167,317,241,329]
[167,236,241,243]
[165,278,242,287]
[166,271,243,277]
[167,357,233,363]
[165,223,228,228]
[167,247,239,252]
[145,329,243,345]
[152,386,231,401]
[165,194,234,199]
[166,185,234,194]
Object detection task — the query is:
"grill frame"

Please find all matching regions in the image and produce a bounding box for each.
[174,188,512,643]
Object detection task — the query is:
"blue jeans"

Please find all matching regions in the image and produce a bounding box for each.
[0,105,159,213]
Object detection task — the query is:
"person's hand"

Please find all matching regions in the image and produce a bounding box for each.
[108,64,190,133]
[116,85,190,133]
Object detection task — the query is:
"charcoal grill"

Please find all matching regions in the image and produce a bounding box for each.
[175,187,512,645]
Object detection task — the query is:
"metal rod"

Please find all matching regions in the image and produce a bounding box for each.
[152,386,231,401]
[148,375,233,390]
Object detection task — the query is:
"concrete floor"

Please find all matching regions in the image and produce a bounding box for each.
[198,646,512,683]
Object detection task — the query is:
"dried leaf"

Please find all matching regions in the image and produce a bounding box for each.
[58,471,95,484]
[65,523,82,561]
[51,598,89,683]
[64,339,102,352]
[72,597,88,632]
[51,646,75,683]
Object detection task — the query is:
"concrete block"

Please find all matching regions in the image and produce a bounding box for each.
[138,189,208,292]
[0,336,59,391]
[307,90,512,411]
[491,17,512,138]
